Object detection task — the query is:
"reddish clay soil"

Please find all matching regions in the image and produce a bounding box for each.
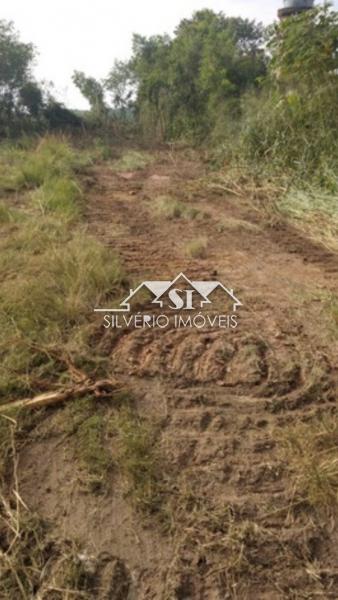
[18,150,338,599]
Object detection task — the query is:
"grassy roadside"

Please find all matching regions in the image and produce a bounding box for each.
[0,135,125,599]
[0,136,122,403]
[202,161,338,254]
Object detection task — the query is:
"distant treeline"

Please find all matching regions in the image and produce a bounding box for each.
[75,4,338,181]
[2,5,338,182]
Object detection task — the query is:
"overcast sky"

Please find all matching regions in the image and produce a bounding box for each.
[2,1,337,109]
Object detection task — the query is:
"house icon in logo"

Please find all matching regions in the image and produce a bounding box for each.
[94,273,242,313]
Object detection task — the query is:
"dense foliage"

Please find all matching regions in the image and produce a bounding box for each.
[239,5,338,182]
[126,10,266,141]
[2,4,338,185]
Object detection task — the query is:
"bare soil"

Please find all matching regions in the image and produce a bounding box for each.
[17,151,338,599]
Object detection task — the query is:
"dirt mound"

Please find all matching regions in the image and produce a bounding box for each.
[112,328,334,401]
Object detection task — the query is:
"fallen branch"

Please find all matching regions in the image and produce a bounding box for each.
[0,379,122,414]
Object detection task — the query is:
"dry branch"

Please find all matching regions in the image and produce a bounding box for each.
[0,379,122,414]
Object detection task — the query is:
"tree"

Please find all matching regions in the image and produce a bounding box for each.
[0,19,36,125]
[72,71,107,121]
[19,81,43,117]
[239,4,338,178]
[269,3,338,88]
[104,59,135,112]
[123,10,266,140]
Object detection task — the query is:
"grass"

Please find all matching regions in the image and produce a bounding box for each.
[0,505,94,599]
[279,187,338,252]
[112,150,153,172]
[0,411,85,600]
[76,414,112,492]
[0,202,21,225]
[0,136,91,194]
[0,415,14,482]
[162,479,273,597]
[110,408,165,513]
[32,176,83,222]
[280,415,338,510]
[217,216,260,234]
[184,237,208,259]
[0,136,122,401]
[329,294,338,331]
[0,221,122,399]
[75,404,113,493]
[154,195,199,220]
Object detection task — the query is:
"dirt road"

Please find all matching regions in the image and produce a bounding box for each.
[19,150,338,599]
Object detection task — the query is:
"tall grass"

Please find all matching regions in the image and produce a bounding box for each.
[0,218,122,399]
[32,176,83,221]
[0,136,122,401]
[0,135,91,193]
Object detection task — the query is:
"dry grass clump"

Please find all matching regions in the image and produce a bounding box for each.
[0,202,21,224]
[279,187,338,252]
[154,195,199,220]
[112,150,153,172]
[280,415,338,510]
[184,237,208,259]
[0,416,95,599]
[217,216,261,233]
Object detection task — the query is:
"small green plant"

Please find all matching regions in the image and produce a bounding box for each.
[185,237,208,259]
